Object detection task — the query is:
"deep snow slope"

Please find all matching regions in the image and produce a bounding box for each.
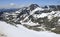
[0,21,60,37]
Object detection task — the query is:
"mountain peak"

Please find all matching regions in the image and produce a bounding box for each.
[29,4,40,11]
[30,4,39,7]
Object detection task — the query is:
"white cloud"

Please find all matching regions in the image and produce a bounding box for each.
[10,3,15,6]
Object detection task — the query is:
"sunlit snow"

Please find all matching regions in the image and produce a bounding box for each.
[0,21,60,37]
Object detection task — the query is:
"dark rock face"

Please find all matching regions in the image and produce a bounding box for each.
[0,12,3,16]
[57,5,60,10]
[29,4,40,11]
[49,5,57,11]
[17,7,30,18]
[49,5,60,11]
[0,12,3,20]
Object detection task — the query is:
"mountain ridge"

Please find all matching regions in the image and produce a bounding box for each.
[0,4,60,34]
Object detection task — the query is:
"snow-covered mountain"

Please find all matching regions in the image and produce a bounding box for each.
[0,4,60,34]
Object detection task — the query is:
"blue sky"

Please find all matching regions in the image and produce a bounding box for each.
[0,0,60,8]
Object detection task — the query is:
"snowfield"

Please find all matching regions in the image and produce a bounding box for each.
[0,21,60,37]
